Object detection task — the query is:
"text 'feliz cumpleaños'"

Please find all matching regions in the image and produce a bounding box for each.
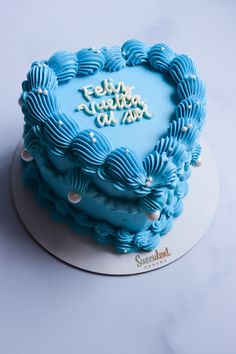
[76,79,153,128]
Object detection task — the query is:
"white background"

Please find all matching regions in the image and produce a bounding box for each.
[0,1,235,353]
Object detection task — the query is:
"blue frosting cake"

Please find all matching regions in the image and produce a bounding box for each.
[19,40,206,253]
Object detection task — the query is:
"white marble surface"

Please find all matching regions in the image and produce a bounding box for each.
[0,0,235,353]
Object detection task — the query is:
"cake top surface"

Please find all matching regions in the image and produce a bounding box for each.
[58,64,177,158]
[20,39,206,195]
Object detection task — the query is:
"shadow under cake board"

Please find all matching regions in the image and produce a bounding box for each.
[11,139,219,275]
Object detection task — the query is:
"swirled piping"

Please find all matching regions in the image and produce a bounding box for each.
[139,187,168,213]
[143,151,177,188]
[48,51,78,83]
[170,54,197,82]
[69,129,112,168]
[134,230,160,252]
[172,198,184,218]
[177,77,206,103]
[98,147,148,192]
[42,113,80,150]
[121,39,148,66]
[76,48,105,76]
[174,180,188,199]
[176,98,206,127]
[148,43,176,72]
[65,168,90,194]
[154,137,192,169]
[168,118,199,150]
[191,143,202,165]
[27,64,58,92]
[24,90,61,125]
[102,46,126,72]
[22,152,190,253]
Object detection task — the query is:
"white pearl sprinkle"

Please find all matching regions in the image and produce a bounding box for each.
[124,249,128,254]
[164,156,169,162]
[58,120,63,126]
[92,137,97,143]
[187,123,193,129]
[43,63,47,67]
[196,101,200,105]
[67,191,82,204]
[43,89,48,95]
[181,126,188,133]
[161,46,165,51]
[168,147,173,152]
[190,74,196,80]
[89,131,94,138]
[122,51,127,56]
[21,149,34,162]
[145,181,151,187]
[194,156,202,167]
[147,176,153,182]
[147,210,161,221]
[37,88,43,94]
[125,149,130,154]
[94,49,101,54]
[188,105,192,109]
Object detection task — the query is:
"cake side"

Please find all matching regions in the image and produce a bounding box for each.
[19,40,206,253]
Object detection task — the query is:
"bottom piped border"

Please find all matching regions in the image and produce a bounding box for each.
[22,159,187,254]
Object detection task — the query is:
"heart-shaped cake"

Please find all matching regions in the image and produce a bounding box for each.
[19,39,206,253]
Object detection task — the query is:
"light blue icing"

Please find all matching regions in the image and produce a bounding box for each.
[98,147,148,193]
[177,77,206,103]
[48,51,78,83]
[168,117,199,150]
[25,90,60,124]
[176,98,206,127]
[43,113,80,150]
[102,46,126,72]
[76,48,105,76]
[70,129,112,168]
[28,63,58,91]
[139,187,168,213]
[19,40,207,253]
[191,143,201,165]
[148,43,176,72]
[22,155,190,252]
[121,39,148,66]
[170,54,197,83]
[57,65,177,159]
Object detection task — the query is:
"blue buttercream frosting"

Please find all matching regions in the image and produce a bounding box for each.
[102,46,126,72]
[98,147,148,193]
[176,97,206,128]
[27,63,58,91]
[76,48,106,76]
[170,54,197,82]
[19,39,207,253]
[48,51,78,83]
[177,77,206,103]
[70,129,112,168]
[121,39,148,66]
[148,43,176,72]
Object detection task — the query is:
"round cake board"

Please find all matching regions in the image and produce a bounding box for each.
[11,140,219,275]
